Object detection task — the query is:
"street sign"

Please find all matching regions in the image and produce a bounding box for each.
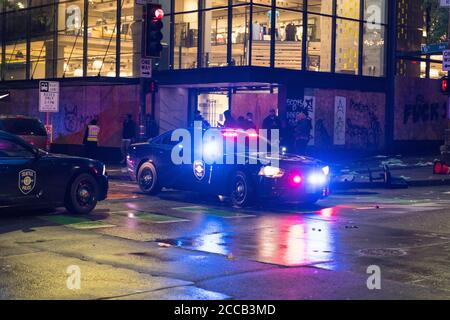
[443,50,450,71]
[440,0,450,7]
[39,81,59,113]
[422,43,448,54]
[141,58,152,78]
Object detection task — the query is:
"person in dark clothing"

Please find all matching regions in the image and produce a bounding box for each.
[83,118,100,159]
[294,112,312,155]
[244,112,257,130]
[285,23,297,41]
[194,110,211,129]
[262,109,281,130]
[121,114,136,164]
[237,116,246,129]
[262,109,282,144]
[145,114,159,139]
[222,110,237,128]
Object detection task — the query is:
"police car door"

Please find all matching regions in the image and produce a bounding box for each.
[154,132,182,188]
[0,137,41,206]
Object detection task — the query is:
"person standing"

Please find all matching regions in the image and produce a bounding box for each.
[294,112,312,155]
[244,112,257,130]
[83,118,100,159]
[194,110,211,129]
[222,110,237,128]
[262,109,281,130]
[121,114,136,164]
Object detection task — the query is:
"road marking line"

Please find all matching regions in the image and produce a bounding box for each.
[112,210,190,223]
[41,215,116,229]
[173,205,256,218]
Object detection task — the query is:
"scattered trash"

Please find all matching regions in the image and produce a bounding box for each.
[339,174,356,182]
[358,248,407,257]
[381,159,407,167]
[415,161,433,167]
[158,242,172,248]
[227,253,236,261]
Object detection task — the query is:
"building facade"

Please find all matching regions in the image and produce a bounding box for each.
[0,0,447,158]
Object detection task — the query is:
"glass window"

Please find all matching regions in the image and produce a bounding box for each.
[120,0,142,77]
[57,0,85,78]
[307,0,332,15]
[231,5,250,66]
[174,0,198,13]
[4,9,27,80]
[4,0,27,12]
[363,23,385,76]
[275,9,302,69]
[251,5,272,67]
[397,59,425,78]
[0,139,33,158]
[87,0,117,77]
[306,14,331,72]
[202,0,229,9]
[201,8,228,67]
[277,0,304,11]
[174,12,199,69]
[335,18,359,75]
[364,0,386,25]
[30,4,56,79]
[337,0,360,19]
[430,56,446,79]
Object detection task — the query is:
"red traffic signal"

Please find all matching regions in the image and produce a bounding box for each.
[154,8,164,21]
[441,77,450,95]
[145,4,164,58]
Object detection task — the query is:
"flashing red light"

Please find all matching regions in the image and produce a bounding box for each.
[434,161,443,174]
[154,8,164,21]
[292,175,302,184]
[442,79,448,93]
[223,131,238,137]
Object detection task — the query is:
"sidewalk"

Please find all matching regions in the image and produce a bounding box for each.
[329,155,450,189]
[106,155,450,189]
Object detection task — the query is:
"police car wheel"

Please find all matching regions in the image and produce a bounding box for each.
[138,162,161,195]
[65,174,98,215]
[230,171,254,208]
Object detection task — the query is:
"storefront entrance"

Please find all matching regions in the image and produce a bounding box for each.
[196,87,279,129]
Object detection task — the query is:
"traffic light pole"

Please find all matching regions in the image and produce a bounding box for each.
[139,6,146,141]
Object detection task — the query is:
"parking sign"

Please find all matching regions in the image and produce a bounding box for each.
[39,81,60,113]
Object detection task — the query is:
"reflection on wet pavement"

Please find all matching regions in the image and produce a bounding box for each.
[159,209,337,267]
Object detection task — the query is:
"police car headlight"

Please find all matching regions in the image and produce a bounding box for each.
[322,166,330,176]
[258,166,284,178]
[308,172,327,185]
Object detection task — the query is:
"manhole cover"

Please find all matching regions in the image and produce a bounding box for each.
[358,248,407,257]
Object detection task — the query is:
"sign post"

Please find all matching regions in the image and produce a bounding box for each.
[140,58,152,78]
[39,81,60,144]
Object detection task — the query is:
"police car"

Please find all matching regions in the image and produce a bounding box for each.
[127,127,330,207]
[0,131,108,214]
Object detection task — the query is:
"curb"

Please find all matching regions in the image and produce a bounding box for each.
[332,178,450,190]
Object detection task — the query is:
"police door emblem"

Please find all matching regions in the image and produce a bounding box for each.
[19,170,36,195]
[193,160,205,180]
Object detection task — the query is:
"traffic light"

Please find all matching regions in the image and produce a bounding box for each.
[145,4,164,58]
[143,80,158,94]
[441,77,450,95]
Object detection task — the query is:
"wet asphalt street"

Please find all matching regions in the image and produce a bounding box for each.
[0,179,449,300]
